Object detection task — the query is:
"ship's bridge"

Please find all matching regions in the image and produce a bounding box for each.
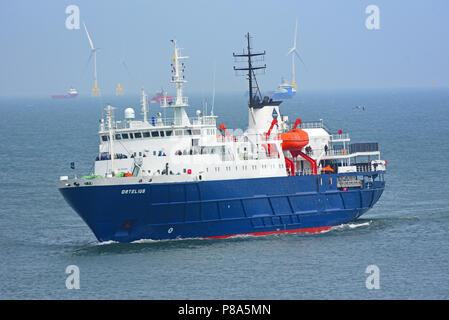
[92,37,287,182]
[94,101,286,182]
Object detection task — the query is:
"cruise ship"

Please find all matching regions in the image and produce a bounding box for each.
[57,34,386,242]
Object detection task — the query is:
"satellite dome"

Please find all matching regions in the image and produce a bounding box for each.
[124,108,135,120]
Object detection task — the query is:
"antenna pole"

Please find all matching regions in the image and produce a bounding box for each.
[106,105,115,176]
[211,61,216,116]
[247,34,253,107]
[141,88,148,123]
[163,38,190,126]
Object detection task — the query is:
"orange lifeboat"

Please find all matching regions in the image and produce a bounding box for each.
[280,128,309,151]
[279,119,317,175]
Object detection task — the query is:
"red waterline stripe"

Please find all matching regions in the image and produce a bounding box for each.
[204,226,333,239]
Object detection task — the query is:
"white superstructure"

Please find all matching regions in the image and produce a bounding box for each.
[91,38,384,184]
[94,39,286,182]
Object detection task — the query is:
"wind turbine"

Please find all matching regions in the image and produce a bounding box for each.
[83,22,101,97]
[120,56,132,78]
[286,19,306,92]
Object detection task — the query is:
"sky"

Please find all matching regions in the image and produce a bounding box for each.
[0,0,448,96]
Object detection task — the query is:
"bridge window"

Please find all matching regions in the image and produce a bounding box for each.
[143,131,150,138]
[122,133,129,139]
[134,132,142,138]
[184,129,192,135]
[101,135,108,142]
[151,131,159,137]
[115,134,121,140]
[166,130,173,136]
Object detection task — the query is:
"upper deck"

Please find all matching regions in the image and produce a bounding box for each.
[62,36,385,184]
[98,115,218,140]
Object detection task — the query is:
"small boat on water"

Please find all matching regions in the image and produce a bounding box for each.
[52,87,78,99]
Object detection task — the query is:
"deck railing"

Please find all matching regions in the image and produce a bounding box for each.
[295,169,315,176]
[325,149,348,156]
[299,119,325,129]
[330,133,350,141]
[160,96,188,107]
[110,115,217,130]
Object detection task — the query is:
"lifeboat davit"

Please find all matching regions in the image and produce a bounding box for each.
[279,119,317,175]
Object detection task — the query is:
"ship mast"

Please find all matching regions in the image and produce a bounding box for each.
[233,33,266,108]
[106,105,115,175]
[233,34,282,134]
[161,37,190,126]
[141,88,148,123]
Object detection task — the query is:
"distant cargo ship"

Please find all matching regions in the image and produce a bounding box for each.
[271,19,303,101]
[244,78,296,101]
[52,87,78,99]
[271,78,296,100]
[148,90,174,104]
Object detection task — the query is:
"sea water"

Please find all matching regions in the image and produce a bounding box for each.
[0,88,448,299]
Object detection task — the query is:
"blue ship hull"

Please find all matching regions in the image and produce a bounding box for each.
[59,172,385,242]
